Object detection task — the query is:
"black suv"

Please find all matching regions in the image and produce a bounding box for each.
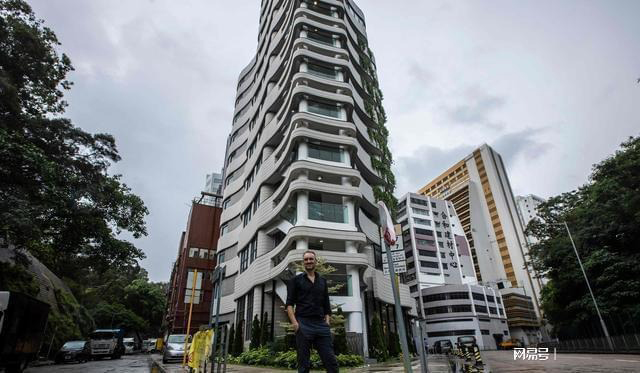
[433,339,453,354]
[457,335,477,348]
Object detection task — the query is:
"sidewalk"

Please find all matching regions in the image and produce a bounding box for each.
[149,353,456,373]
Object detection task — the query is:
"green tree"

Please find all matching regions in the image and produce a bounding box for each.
[233,320,244,357]
[90,302,147,332]
[0,0,148,282]
[369,315,387,361]
[527,136,640,338]
[227,323,236,356]
[123,279,167,335]
[333,307,347,353]
[259,312,269,347]
[250,314,261,350]
[388,331,400,358]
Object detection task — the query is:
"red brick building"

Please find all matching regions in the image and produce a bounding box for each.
[166,193,222,335]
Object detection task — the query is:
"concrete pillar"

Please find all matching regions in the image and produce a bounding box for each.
[296,190,308,226]
[345,241,363,333]
[300,30,308,38]
[333,35,341,48]
[339,107,347,121]
[336,68,344,82]
[300,62,308,73]
[299,99,308,113]
[341,147,351,166]
[298,141,308,161]
[343,196,355,227]
[297,237,309,251]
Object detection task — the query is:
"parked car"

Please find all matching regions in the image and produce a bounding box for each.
[457,335,477,349]
[433,339,453,354]
[89,329,125,359]
[0,292,50,373]
[54,341,90,364]
[123,338,136,354]
[163,334,188,363]
[499,338,523,350]
[142,338,157,353]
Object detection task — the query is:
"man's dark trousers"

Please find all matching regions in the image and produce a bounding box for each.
[296,316,339,373]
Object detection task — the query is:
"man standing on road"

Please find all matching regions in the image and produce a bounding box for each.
[286,250,339,373]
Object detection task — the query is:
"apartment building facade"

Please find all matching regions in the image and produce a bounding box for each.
[166,192,223,335]
[213,0,413,356]
[397,193,508,349]
[417,144,543,345]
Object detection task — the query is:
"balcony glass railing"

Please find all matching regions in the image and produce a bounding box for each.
[307,101,341,119]
[307,32,335,47]
[307,63,338,80]
[308,143,342,162]
[309,201,347,223]
[325,274,352,296]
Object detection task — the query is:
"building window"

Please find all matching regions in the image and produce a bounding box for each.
[308,192,346,223]
[414,217,431,226]
[220,224,228,237]
[448,292,469,300]
[308,143,343,162]
[308,62,338,80]
[472,292,485,301]
[450,305,472,313]
[410,285,418,293]
[199,249,210,259]
[504,330,509,336]
[239,249,249,272]
[481,330,490,335]
[426,306,449,315]
[486,295,495,303]
[245,291,254,340]
[423,293,446,302]
[420,261,439,268]
[440,252,446,259]
[431,202,436,208]
[475,305,488,314]
[410,197,429,207]
[442,263,448,270]
[412,207,429,216]
[184,270,203,304]
[307,100,341,118]
[414,228,434,236]
[189,247,199,258]
[217,251,225,264]
[418,250,436,257]
[489,306,497,314]
[307,30,335,46]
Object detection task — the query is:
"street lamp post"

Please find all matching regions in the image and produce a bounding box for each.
[561,221,614,350]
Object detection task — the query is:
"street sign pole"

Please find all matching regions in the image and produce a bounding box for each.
[379,202,413,373]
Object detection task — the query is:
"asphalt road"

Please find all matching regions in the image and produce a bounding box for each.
[25,354,152,373]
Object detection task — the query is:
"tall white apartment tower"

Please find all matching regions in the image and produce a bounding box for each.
[214,0,410,355]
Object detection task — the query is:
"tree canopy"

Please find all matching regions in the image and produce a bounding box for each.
[0,0,148,279]
[0,0,165,350]
[527,136,640,338]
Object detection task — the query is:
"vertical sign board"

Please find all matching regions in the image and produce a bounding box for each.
[381,224,407,275]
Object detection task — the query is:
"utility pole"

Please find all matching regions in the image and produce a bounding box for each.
[563,221,614,350]
[209,265,226,372]
[378,202,413,373]
[183,269,198,367]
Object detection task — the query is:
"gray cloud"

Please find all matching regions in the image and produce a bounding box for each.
[394,144,475,196]
[394,128,551,196]
[445,88,506,130]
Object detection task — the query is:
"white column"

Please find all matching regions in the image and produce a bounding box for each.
[296,190,308,226]
[342,193,355,228]
[299,99,308,113]
[296,237,309,251]
[345,241,363,333]
[300,62,308,73]
[336,68,344,82]
[300,30,308,38]
[298,141,308,160]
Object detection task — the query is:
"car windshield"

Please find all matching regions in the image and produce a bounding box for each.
[167,335,186,344]
[63,341,85,349]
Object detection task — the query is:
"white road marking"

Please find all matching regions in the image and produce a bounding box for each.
[615,359,640,363]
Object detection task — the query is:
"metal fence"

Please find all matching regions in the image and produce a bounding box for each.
[557,333,640,353]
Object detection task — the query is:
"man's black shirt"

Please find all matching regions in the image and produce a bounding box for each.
[285,272,331,319]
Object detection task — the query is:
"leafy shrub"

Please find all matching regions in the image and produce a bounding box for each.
[231,348,364,368]
[337,353,365,367]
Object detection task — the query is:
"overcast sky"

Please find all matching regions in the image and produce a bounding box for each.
[29,0,640,282]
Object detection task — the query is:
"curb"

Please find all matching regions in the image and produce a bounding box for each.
[149,355,168,373]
